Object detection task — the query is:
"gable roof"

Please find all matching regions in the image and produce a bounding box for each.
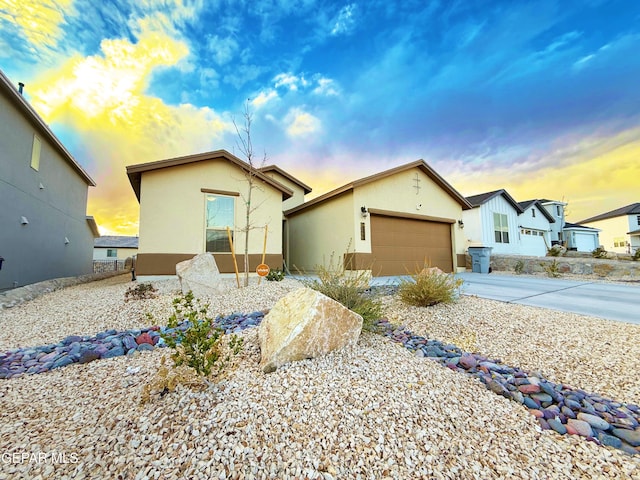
[284,159,472,216]
[563,222,600,232]
[259,165,312,194]
[126,149,293,202]
[0,69,95,186]
[94,236,139,248]
[518,199,555,223]
[579,203,640,223]
[465,189,524,213]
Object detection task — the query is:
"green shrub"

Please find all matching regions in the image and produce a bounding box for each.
[160,291,243,380]
[301,252,383,332]
[397,267,464,307]
[546,245,565,257]
[540,259,560,278]
[514,260,525,275]
[124,282,157,302]
[592,246,607,258]
[633,249,640,261]
[266,268,285,281]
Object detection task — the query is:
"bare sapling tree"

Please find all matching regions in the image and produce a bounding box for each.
[233,100,267,287]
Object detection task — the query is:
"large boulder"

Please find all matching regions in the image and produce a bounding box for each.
[176,253,224,298]
[258,287,363,373]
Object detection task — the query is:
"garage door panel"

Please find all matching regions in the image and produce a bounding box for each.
[370,215,453,275]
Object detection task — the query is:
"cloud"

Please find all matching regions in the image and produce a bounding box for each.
[274,72,308,91]
[285,107,321,137]
[0,0,73,49]
[313,77,339,96]
[27,22,231,234]
[330,4,357,36]
[251,89,278,108]
[207,35,239,65]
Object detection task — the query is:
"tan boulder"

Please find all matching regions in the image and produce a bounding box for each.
[176,253,224,298]
[258,287,363,373]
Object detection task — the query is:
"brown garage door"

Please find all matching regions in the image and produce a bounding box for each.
[370,214,453,275]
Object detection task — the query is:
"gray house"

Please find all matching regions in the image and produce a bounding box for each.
[0,69,98,291]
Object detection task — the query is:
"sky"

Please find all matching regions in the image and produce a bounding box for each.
[1,0,639,235]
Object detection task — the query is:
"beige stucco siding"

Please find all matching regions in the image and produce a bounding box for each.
[138,159,282,255]
[287,192,354,272]
[263,171,306,210]
[583,216,629,253]
[353,169,465,255]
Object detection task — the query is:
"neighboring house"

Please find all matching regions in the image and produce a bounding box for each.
[579,203,640,254]
[462,189,525,256]
[563,223,601,252]
[93,236,139,260]
[0,69,97,291]
[517,200,555,256]
[539,199,567,245]
[126,150,298,277]
[284,160,472,275]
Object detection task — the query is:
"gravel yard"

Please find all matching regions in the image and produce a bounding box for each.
[1,274,639,479]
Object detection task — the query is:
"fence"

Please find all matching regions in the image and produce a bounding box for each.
[92,259,127,273]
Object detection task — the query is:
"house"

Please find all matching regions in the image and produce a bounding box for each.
[284,160,472,275]
[579,203,640,254]
[0,69,97,291]
[462,189,526,256]
[126,150,300,277]
[517,200,555,256]
[93,236,139,260]
[538,199,567,245]
[563,223,601,252]
[259,165,312,212]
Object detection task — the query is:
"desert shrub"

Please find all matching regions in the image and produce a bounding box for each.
[397,267,464,307]
[540,259,560,278]
[514,260,525,275]
[301,251,383,332]
[124,282,157,302]
[266,268,285,281]
[593,263,615,277]
[160,291,243,380]
[592,246,608,258]
[140,356,205,404]
[546,245,565,257]
[633,249,640,261]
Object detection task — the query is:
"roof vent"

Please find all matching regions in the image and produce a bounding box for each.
[18,82,24,95]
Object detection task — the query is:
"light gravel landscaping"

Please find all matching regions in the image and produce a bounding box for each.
[1,274,639,479]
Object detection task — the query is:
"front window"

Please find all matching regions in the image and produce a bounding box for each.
[106,249,117,258]
[493,213,509,243]
[31,135,41,171]
[205,194,235,252]
[636,215,640,225]
[532,209,536,218]
[557,206,561,216]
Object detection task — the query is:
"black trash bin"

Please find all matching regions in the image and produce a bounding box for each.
[468,246,492,274]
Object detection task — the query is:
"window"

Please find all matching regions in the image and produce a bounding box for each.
[360,222,366,241]
[532,209,536,218]
[205,194,235,252]
[106,249,117,258]
[30,135,41,171]
[493,213,509,243]
[637,215,640,225]
[614,237,625,248]
[557,206,561,216]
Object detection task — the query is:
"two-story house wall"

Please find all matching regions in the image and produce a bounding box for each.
[540,199,567,245]
[517,200,554,256]
[580,203,640,254]
[0,70,97,291]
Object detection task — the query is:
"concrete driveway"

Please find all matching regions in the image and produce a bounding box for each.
[371,273,639,325]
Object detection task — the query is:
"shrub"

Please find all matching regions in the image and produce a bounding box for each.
[301,251,383,332]
[592,246,607,259]
[514,260,525,275]
[546,245,565,257]
[633,249,640,261]
[160,291,243,380]
[266,268,285,281]
[124,282,157,302]
[140,356,204,404]
[540,259,560,278]
[397,267,463,307]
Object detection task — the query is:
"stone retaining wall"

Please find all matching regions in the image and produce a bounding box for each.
[467,254,640,280]
[0,270,131,310]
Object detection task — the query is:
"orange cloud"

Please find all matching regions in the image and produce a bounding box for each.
[27,23,230,235]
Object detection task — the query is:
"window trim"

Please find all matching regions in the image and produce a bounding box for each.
[493,212,510,244]
[204,193,236,253]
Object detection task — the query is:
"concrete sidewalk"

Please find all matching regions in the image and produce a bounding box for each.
[371,272,639,325]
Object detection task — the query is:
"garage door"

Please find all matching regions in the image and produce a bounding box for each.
[574,233,596,252]
[370,214,453,276]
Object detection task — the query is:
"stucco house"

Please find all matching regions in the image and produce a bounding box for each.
[126,150,302,277]
[462,190,526,256]
[579,203,640,254]
[562,223,601,252]
[93,236,139,260]
[0,69,97,291]
[284,160,472,275]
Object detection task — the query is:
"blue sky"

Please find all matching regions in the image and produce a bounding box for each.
[1,0,639,234]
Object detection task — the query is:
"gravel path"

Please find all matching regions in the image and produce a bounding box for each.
[0,274,639,479]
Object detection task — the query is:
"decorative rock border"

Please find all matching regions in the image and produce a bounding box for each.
[1,310,638,455]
